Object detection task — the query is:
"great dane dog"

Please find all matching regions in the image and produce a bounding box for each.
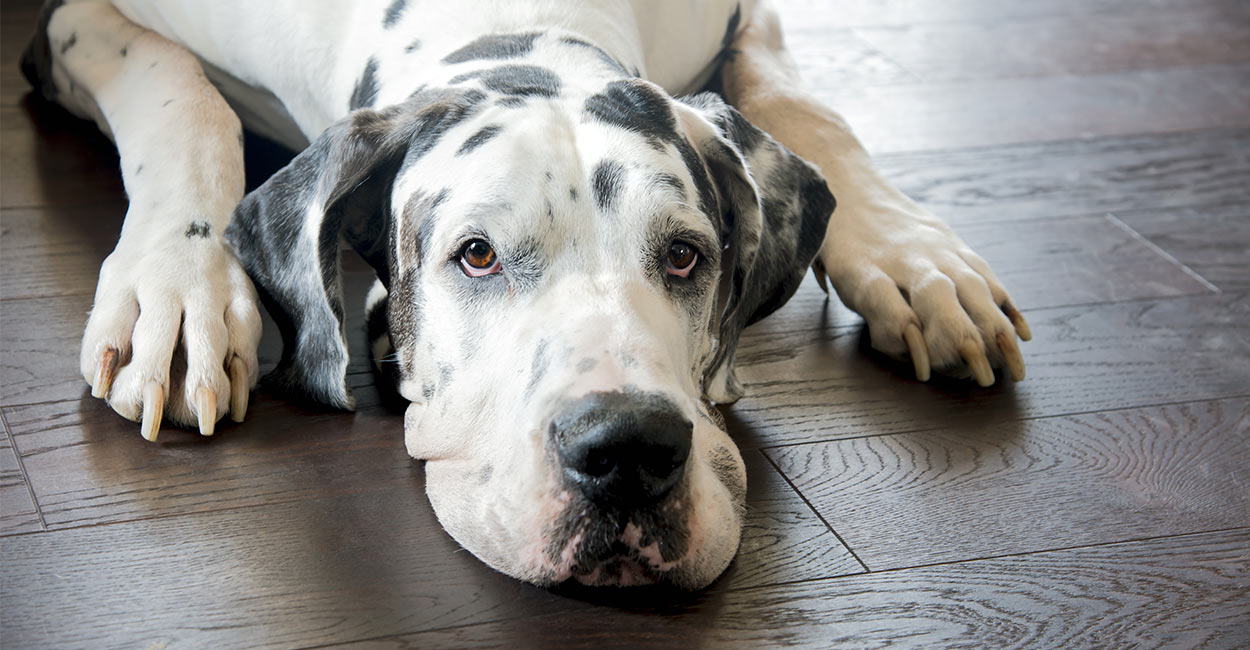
[23,0,1030,588]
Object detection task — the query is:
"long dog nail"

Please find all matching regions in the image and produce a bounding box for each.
[141,382,164,442]
[959,341,995,387]
[229,356,249,423]
[92,347,120,398]
[996,332,1026,382]
[902,323,930,382]
[1003,302,1032,341]
[196,386,217,436]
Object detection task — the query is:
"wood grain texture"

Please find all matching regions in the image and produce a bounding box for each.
[728,292,1250,448]
[813,64,1250,155]
[853,3,1250,82]
[0,204,126,300]
[772,0,1240,29]
[340,529,1250,649]
[767,398,1250,569]
[0,418,42,535]
[1118,203,1250,293]
[877,128,1250,227]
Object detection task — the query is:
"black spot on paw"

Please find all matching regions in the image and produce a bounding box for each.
[450,64,560,97]
[456,124,503,156]
[185,221,212,238]
[443,32,540,64]
[350,57,380,110]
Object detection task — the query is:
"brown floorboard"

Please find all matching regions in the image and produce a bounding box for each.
[767,398,1250,569]
[2,0,1248,646]
[342,529,1250,649]
[1118,203,1250,294]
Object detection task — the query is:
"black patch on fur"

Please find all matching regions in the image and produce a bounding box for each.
[443,32,541,64]
[403,91,487,162]
[558,36,629,75]
[135,164,144,176]
[590,160,625,211]
[60,32,76,55]
[406,188,451,267]
[523,339,552,401]
[456,124,503,156]
[652,173,686,200]
[450,64,561,97]
[576,358,597,374]
[496,96,527,108]
[350,57,380,110]
[584,80,678,143]
[119,46,127,57]
[383,0,407,28]
[162,98,174,107]
[405,39,422,53]
[184,221,212,238]
[477,464,494,485]
[569,186,579,201]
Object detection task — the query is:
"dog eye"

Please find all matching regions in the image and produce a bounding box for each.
[459,239,501,277]
[665,241,699,278]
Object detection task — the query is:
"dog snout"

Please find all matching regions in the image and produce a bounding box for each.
[551,391,692,509]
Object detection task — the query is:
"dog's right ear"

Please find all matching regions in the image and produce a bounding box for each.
[227,89,484,409]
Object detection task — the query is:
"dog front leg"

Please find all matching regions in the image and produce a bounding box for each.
[719,2,1030,385]
[37,2,262,439]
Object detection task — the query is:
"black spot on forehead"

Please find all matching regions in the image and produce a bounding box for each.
[383,0,407,28]
[456,124,503,156]
[443,32,542,64]
[349,57,380,110]
[405,39,422,53]
[403,188,451,266]
[590,160,626,212]
[402,90,487,162]
[496,96,527,108]
[558,36,629,76]
[584,80,677,143]
[450,64,561,97]
[675,139,718,217]
[651,173,686,200]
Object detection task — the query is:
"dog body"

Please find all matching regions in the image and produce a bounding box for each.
[25,0,1031,588]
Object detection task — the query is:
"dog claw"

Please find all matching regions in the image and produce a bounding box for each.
[1003,302,1032,341]
[229,356,249,423]
[195,386,216,436]
[959,341,995,387]
[92,347,120,398]
[996,332,1026,382]
[141,382,164,442]
[902,323,930,382]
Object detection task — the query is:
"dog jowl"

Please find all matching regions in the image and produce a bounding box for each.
[227,58,833,588]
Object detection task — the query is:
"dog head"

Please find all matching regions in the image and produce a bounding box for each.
[228,63,832,589]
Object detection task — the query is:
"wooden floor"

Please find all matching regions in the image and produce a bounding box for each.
[2,0,1248,647]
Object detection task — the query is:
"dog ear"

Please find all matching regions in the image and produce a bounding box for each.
[679,93,836,403]
[226,89,483,409]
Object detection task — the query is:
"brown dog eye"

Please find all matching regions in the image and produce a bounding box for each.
[666,241,698,278]
[460,239,500,277]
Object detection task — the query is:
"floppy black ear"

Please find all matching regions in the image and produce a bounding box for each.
[226,89,483,409]
[680,93,836,403]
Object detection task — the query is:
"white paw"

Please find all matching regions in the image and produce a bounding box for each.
[817,206,1030,386]
[80,229,262,440]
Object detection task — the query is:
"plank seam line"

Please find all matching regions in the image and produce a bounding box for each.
[295,526,1250,648]
[1,408,47,532]
[755,392,1250,452]
[758,449,872,573]
[1105,213,1222,294]
[873,123,1250,161]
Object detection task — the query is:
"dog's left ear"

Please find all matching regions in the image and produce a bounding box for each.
[227,89,482,409]
[677,93,835,403]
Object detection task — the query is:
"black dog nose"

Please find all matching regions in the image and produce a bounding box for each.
[551,391,692,509]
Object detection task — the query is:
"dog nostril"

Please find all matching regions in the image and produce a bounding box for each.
[585,450,617,477]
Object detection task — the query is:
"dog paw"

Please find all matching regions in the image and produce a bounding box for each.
[816,206,1030,386]
[80,234,262,440]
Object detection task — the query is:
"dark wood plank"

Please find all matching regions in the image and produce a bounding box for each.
[0,487,593,649]
[0,114,125,210]
[1118,203,1250,293]
[0,203,126,300]
[3,398,861,585]
[343,529,1250,649]
[728,292,1250,448]
[954,214,1213,310]
[767,398,1250,569]
[877,128,1250,227]
[773,0,1237,29]
[0,418,42,535]
[853,3,1250,82]
[812,64,1250,154]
